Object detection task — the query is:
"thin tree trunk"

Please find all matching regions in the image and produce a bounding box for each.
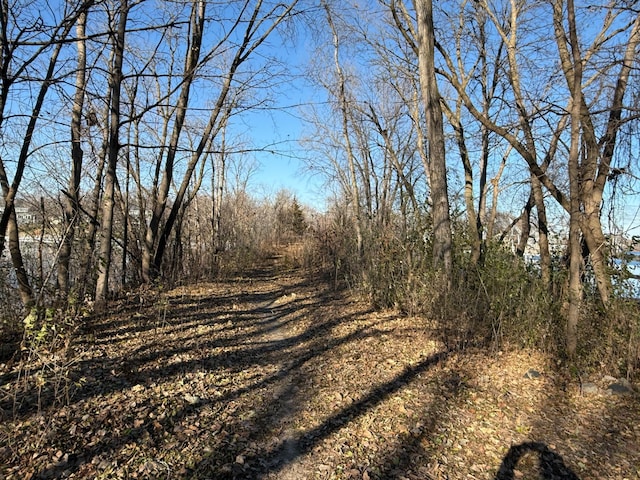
[95,0,128,309]
[78,137,107,301]
[213,149,226,255]
[563,0,584,357]
[323,0,364,261]
[415,0,453,279]
[513,194,534,258]
[58,9,88,300]
[444,99,480,265]
[531,175,552,286]
[7,206,34,308]
[485,145,509,240]
[122,164,130,288]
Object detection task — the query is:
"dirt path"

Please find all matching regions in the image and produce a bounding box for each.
[1,258,639,479]
[243,261,316,479]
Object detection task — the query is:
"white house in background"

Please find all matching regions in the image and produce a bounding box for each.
[15,206,38,224]
[0,203,39,225]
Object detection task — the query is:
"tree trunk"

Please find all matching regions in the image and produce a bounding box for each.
[563,0,584,357]
[415,0,452,279]
[514,194,534,258]
[531,175,552,287]
[323,0,364,261]
[58,9,88,300]
[7,206,34,309]
[443,99,480,265]
[78,132,108,301]
[95,0,128,309]
[212,148,226,256]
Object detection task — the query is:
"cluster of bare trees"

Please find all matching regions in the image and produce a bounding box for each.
[1,0,302,312]
[1,0,639,361]
[304,0,639,356]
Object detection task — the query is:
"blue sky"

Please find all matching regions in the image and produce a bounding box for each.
[224,21,329,210]
[237,101,326,209]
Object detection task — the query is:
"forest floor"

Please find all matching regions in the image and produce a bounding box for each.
[1,252,639,480]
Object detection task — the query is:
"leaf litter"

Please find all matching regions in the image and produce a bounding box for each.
[1,259,638,479]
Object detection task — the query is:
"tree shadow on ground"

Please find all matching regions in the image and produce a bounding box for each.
[368,369,473,480]
[83,273,313,344]
[7,267,400,478]
[0,274,330,418]
[191,348,453,479]
[8,260,630,480]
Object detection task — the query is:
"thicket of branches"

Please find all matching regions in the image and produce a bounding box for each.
[302,0,640,376]
[1,0,639,377]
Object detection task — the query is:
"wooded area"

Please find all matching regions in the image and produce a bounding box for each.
[1,2,640,474]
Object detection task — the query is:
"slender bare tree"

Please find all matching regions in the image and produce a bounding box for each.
[138,0,300,282]
[95,0,131,309]
[58,6,91,300]
[320,0,365,261]
[0,1,91,308]
[414,0,453,279]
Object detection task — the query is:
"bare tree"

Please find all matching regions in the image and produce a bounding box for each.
[414,0,453,278]
[553,0,640,352]
[321,0,365,261]
[0,1,91,309]
[561,0,584,357]
[58,6,91,300]
[438,1,639,307]
[136,0,300,282]
[95,0,131,309]
[553,0,640,308]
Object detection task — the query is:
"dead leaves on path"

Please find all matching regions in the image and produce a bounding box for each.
[1,269,638,479]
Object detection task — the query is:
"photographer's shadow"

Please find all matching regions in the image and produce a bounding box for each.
[495,442,581,480]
